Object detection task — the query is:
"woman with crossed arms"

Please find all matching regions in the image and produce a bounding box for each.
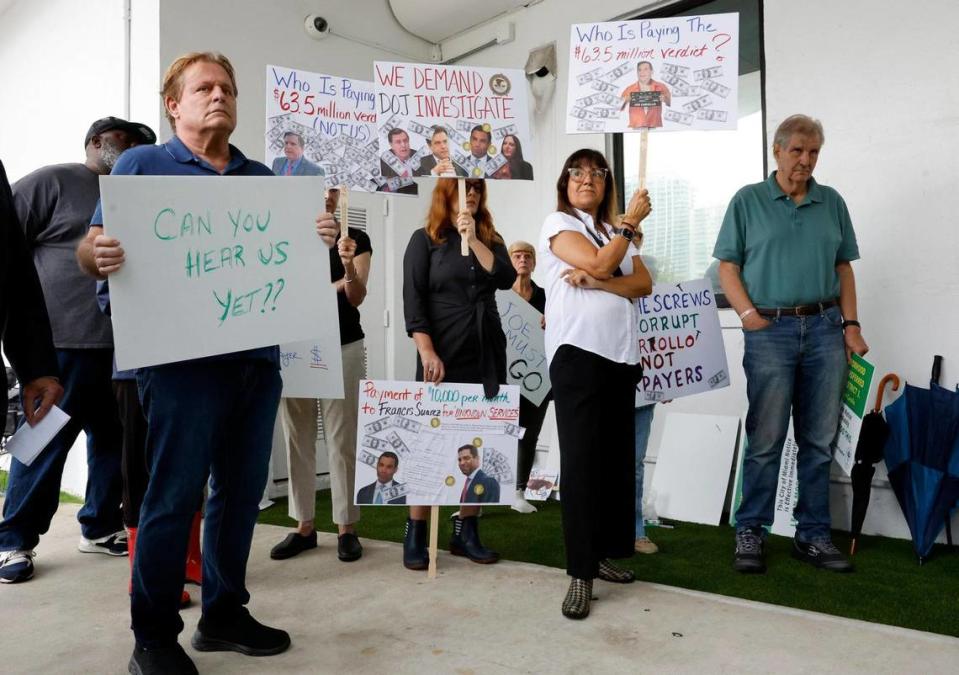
[538,148,652,619]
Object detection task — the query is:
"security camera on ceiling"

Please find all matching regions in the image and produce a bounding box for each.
[304,15,331,40]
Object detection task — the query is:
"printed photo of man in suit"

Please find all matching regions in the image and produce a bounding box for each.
[456,444,500,503]
[356,451,406,505]
[271,132,323,176]
[414,126,466,177]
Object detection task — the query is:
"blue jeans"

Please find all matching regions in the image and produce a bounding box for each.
[131,359,281,647]
[735,306,847,541]
[0,349,123,551]
[634,405,655,539]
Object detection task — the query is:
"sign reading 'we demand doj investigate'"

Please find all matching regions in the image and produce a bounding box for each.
[100,176,336,370]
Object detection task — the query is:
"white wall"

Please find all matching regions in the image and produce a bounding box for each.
[0,0,127,180]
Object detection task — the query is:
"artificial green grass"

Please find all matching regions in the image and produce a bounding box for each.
[0,469,83,504]
[259,489,959,638]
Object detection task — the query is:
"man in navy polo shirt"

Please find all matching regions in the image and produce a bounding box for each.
[715,114,869,576]
[78,52,336,675]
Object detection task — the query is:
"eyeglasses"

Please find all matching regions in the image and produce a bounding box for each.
[465,181,484,194]
[567,167,609,182]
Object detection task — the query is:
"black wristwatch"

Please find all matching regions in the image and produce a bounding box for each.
[842,319,861,330]
[614,226,635,242]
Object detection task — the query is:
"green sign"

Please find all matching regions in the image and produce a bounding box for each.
[842,353,875,419]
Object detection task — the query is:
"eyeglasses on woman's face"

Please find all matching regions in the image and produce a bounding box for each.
[567,166,609,182]
[465,180,484,194]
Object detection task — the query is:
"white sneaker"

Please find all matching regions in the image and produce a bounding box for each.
[511,490,538,514]
[0,550,36,583]
[78,531,128,556]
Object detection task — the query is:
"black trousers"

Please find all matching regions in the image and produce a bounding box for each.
[550,344,638,579]
[516,393,551,489]
[115,379,149,528]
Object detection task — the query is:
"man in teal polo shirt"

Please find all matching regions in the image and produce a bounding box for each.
[714,114,869,575]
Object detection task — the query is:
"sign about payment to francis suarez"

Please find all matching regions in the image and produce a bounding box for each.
[100,176,337,370]
[635,278,729,402]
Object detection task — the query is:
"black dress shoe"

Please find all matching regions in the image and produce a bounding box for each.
[128,643,198,675]
[270,531,317,560]
[337,532,363,562]
[449,515,499,564]
[191,608,291,656]
[403,518,429,570]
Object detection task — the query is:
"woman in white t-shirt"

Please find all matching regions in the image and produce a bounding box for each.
[538,148,653,619]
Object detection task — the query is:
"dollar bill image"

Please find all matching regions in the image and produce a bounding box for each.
[362,435,390,451]
[577,119,605,132]
[590,79,619,94]
[682,94,713,113]
[696,109,728,122]
[603,63,633,80]
[693,65,724,82]
[359,450,379,467]
[576,66,604,85]
[663,110,694,125]
[486,153,508,175]
[700,78,730,98]
[493,123,518,140]
[661,63,690,77]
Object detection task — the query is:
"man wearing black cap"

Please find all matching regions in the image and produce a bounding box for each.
[0,116,155,584]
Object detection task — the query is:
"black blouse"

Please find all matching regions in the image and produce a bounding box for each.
[403,227,516,398]
[526,281,546,314]
[331,227,372,345]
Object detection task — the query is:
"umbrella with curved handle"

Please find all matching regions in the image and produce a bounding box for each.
[849,372,901,555]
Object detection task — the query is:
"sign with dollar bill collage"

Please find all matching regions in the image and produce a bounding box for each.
[266,65,384,193]
[373,61,535,181]
[566,14,739,133]
[354,380,520,506]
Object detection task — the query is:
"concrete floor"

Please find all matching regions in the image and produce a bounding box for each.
[3,503,958,674]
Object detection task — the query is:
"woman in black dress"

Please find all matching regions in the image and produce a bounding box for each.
[401,178,516,569]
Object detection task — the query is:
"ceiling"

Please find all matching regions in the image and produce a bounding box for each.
[388,0,539,44]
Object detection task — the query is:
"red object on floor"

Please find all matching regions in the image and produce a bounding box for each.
[127,527,137,594]
[128,526,193,606]
[185,511,202,585]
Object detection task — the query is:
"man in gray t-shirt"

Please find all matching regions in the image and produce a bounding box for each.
[0,117,156,576]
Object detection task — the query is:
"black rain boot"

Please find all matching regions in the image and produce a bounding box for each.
[449,515,499,564]
[403,518,429,570]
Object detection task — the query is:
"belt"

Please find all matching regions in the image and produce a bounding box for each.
[755,299,838,317]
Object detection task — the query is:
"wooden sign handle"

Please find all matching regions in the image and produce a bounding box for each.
[338,184,349,238]
[427,505,439,579]
[458,178,469,256]
[638,128,649,191]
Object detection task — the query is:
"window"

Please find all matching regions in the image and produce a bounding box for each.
[614,0,765,301]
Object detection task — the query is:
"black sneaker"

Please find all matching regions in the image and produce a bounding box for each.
[0,550,36,584]
[337,532,363,562]
[79,531,128,556]
[792,537,854,572]
[128,643,197,675]
[191,608,291,656]
[733,528,766,573]
[269,531,317,560]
